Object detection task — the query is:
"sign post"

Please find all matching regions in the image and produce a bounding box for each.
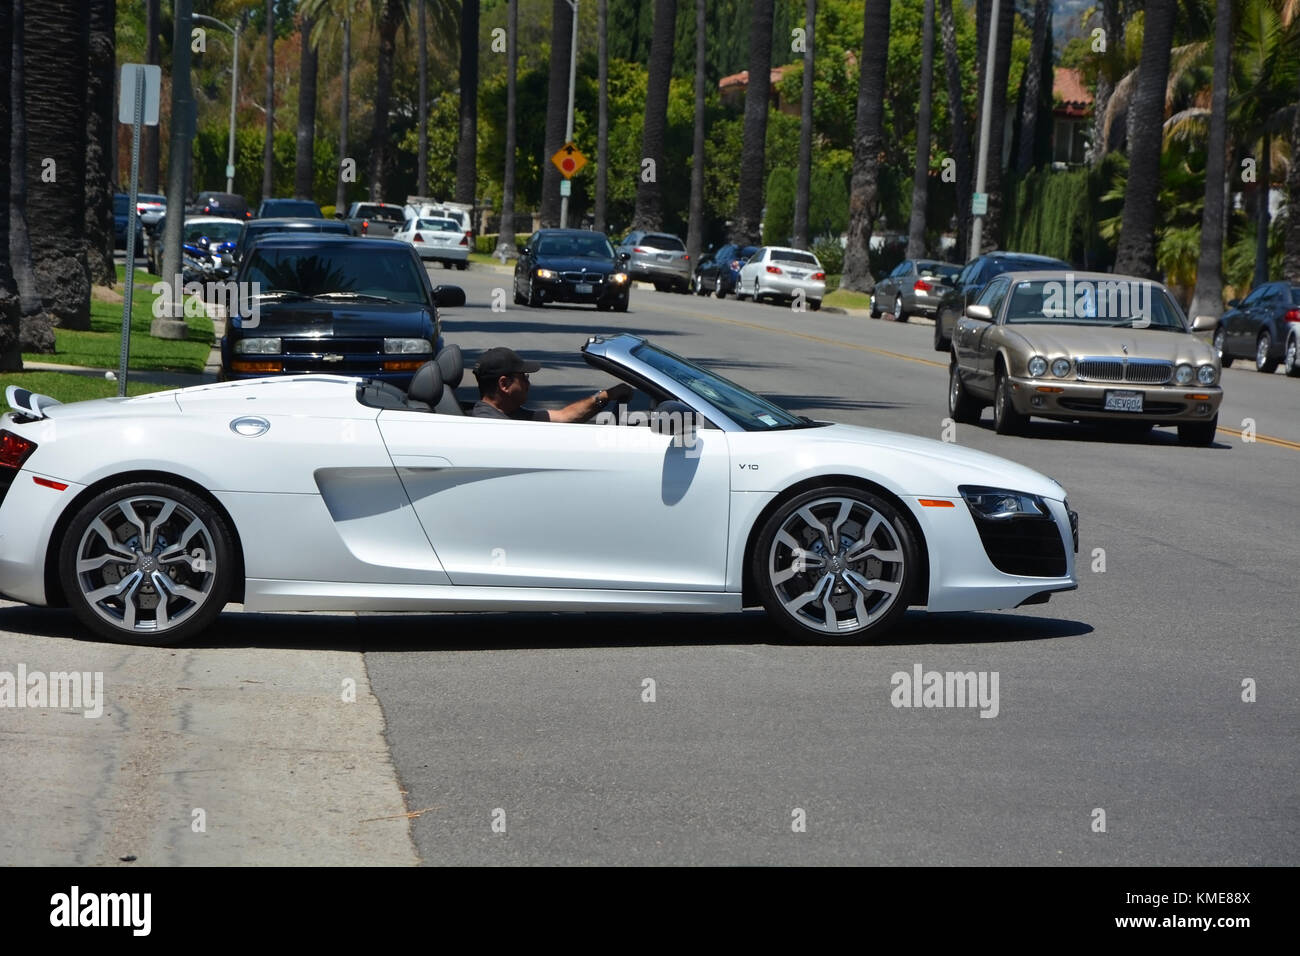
[117,64,161,397]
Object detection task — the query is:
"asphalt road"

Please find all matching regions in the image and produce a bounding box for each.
[2,262,1296,865]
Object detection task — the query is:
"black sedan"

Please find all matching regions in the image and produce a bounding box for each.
[513,229,631,311]
[1213,281,1300,373]
[932,251,1070,351]
[222,235,460,388]
[693,243,758,297]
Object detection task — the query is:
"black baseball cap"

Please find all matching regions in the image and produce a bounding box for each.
[474,347,542,381]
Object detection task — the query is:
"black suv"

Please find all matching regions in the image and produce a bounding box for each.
[513,229,631,311]
[932,251,1071,351]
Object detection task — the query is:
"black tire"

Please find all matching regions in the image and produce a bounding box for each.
[948,362,981,424]
[753,485,920,644]
[1178,414,1219,446]
[513,278,526,305]
[58,481,235,646]
[1214,327,1233,368]
[753,279,763,303]
[992,370,1028,435]
[894,294,907,322]
[1285,332,1300,377]
[614,295,629,313]
[1256,330,1279,373]
[869,293,881,319]
[527,278,544,308]
[934,309,952,351]
[809,299,822,312]
[456,260,468,271]
[715,280,727,299]
[693,274,705,295]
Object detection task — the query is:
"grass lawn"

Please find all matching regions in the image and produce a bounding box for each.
[1,370,172,406]
[21,264,214,374]
[468,251,512,268]
[824,287,874,311]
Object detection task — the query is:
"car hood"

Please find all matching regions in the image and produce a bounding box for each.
[231,300,431,337]
[535,256,617,274]
[1001,324,1217,364]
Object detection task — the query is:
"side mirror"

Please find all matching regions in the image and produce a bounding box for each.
[433,285,466,308]
[618,251,631,263]
[334,211,345,220]
[966,304,994,322]
[651,400,698,448]
[1191,314,1217,333]
[518,245,530,256]
[1227,298,1240,308]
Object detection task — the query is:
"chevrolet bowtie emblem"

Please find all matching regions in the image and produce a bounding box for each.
[322,354,344,363]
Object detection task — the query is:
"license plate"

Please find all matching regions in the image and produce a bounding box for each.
[657,253,671,261]
[575,283,592,294]
[1104,390,1144,412]
[790,271,805,278]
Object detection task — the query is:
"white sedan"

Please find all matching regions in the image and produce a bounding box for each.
[0,335,1077,646]
[393,217,470,269]
[736,246,827,310]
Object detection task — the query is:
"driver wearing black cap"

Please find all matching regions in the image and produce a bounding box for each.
[472,347,633,422]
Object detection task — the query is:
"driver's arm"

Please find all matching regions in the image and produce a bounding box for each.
[548,382,634,423]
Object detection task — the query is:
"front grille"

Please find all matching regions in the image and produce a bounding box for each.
[1057,398,1184,415]
[1075,357,1173,384]
[969,514,1067,577]
[560,272,603,284]
[283,337,381,356]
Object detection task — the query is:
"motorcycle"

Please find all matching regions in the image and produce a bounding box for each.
[181,236,235,283]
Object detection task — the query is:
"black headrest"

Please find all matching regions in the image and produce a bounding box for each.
[407,360,444,404]
[436,344,464,389]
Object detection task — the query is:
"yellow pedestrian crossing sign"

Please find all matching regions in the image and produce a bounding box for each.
[551,142,588,179]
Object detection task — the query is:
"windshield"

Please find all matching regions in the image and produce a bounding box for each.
[1005,278,1188,330]
[632,343,811,431]
[641,235,685,251]
[417,218,460,231]
[242,247,429,305]
[772,250,820,266]
[263,200,322,218]
[536,234,615,258]
[186,222,242,243]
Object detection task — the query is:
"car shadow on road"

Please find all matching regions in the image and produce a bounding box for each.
[442,318,684,338]
[974,418,1231,449]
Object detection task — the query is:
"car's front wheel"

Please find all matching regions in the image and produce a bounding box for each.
[753,486,919,643]
[992,371,1028,435]
[934,310,952,351]
[948,363,981,424]
[1178,414,1219,447]
[527,277,544,308]
[1214,327,1233,367]
[58,482,235,646]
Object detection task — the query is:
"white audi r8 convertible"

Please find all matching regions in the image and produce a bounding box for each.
[0,335,1078,646]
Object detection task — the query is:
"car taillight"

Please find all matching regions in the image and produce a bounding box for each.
[0,430,38,470]
[1286,309,1300,323]
[730,260,741,270]
[684,254,690,261]
[634,247,647,254]
[766,265,782,274]
[813,271,825,280]
[459,234,468,246]
[362,220,369,233]
[413,233,424,242]
[914,279,932,293]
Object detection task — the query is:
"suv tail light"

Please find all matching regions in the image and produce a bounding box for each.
[914,279,932,293]
[1285,309,1300,323]
[633,247,647,254]
[684,254,690,261]
[766,265,783,274]
[0,430,38,470]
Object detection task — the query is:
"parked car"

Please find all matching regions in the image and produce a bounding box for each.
[135,193,167,228]
[393,217,470,269]
[191,191,252,219]
[513,229,631,311]
[234,217,351,264]
[1212,281,1300,373]
[2,332,1078,646]
[338,201,406,238]
[692,243,758,297]
[932,251,1071,351]
[112,193,144,249]
[947,270,1222,444]
[736,246,826,310]
[404,199,473,244]
[256,197,325,219]
[871,259,960,321]
[222,234,458,387]
[616,230,692,292]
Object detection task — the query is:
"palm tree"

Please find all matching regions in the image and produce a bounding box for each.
[1015,0,1050,175]
[906,0,934,258]
[732,0,775,246]
[1286,72,1300,279]
[455,0,481,205]
[939,0,971,262]
[496,0,519,256]
[302,0,357,211]
[417,0,428,195]
[370,0,405,200]
[84,0,116,287]
[1089,0,1124,164]
[793,0,816,250]
[143,0,161,193]
[540,0,574,227]
[633,0,678,231]
[1114,0,1176,278]
[595,0,609,232]
[0,0,23,369]
[295,12,319,201]
[841,0,891,292]
[686,0,707,262]
[263,0,275,201]
[1188,0,1233,318]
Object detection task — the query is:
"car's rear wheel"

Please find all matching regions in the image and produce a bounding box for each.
[894,294,907,322]
[456,261,467,271]
[1256,331,1279,373]
[1285,333,1300,377]
[715,281,727,299]
[1178,414,1219,446]
[753,486,919,644]
[58,482,234,646]
[948,363,981,424]
[869,293,881,319]
[809,299,821,311]
[992,370,1028,435]
[1214,327,1233,367]
[934,309,952,351]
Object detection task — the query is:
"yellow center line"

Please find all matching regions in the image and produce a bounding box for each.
[1215,426,1300,450]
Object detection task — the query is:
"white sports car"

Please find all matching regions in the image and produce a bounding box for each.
[0,335,1078,646]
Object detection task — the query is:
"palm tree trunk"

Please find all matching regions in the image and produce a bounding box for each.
[841,0,891,292]
[295,15,318,200]
[336,16,350,212]
[142,0,161,193]
[940,0,971,262]
[370,0,402,201]
[85,0,117,287]
[793,0,816,250]
[9,0,53,352]
[1015,0,1048,175]
[540,0,573,227]
[732,0,776,246]
[595,0,609,232]
[1114,0,1175,279]
[0,0,24,369]
[455,0,480,205]
[906,0,934,257]
[686,0,707,262]
[161,0,194,295]
[1285,106,1300,280]
[262,0,275,201]
[1189,0,1232,317]
[978,0,1014,252]
[633,0,678,231]
[417,0,428,196]
[1254,132,1272,288]
[496,0,519,255]
[1089,0,1122,164]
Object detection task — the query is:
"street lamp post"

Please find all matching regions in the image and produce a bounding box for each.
[560,0,578,228]
[969,0,999,256]
[193,13,241,194]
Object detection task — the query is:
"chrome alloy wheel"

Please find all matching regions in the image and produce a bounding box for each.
[766,496,906,634]
[73,495,217,634]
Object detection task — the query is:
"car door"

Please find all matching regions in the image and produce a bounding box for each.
[1230,285,1268,354]
[955,276,1011,396]
[375,412,732,590]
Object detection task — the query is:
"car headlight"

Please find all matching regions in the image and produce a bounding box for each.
[959,486,1048,520]
[535,268,557,280]
[233,337,281,355]
[1027,355,1048,377]
[384,338,434,354]
[1175,363,1194,384]
[610,272,629,284]
[1197,364,1217,385]
[1051,358,1071,377]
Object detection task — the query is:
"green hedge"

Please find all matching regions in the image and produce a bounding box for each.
[1002,159,1122,270]
[474,233,533,255]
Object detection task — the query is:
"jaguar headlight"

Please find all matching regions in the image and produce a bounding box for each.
[1175,363,1194,384]
[1027,355,1048,377]
[959,486,1048,520]
[1051,358,1071,377]
[233,337,282,354]
[1197,364,1217,385]
[535,268,557,280]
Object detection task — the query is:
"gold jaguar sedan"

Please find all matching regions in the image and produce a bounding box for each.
[947,271,1222,445]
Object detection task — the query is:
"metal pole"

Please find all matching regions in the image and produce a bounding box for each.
[560,0,578,228]
[193,14,239,194]
[970,0,1000,257]
[120,68,145,397]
